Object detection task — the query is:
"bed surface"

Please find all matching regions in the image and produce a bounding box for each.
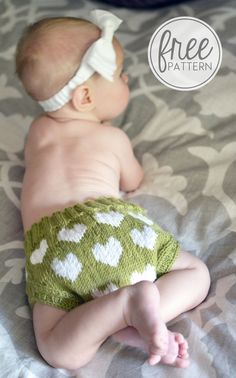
[0,0,236,377]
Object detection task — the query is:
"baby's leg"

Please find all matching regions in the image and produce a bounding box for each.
[155,251,210,323]
[113,251,210,367]
[33,281,167,370]
[153,250,210,366]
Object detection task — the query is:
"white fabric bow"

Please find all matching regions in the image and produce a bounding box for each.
[38,10,122,112]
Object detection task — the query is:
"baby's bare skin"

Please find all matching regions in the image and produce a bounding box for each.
[18,20,211,370]
[21,116,139,232]
[21,39,139,233]
[22,114,192,369]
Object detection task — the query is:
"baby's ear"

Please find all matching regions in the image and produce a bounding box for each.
[71,84,95,112]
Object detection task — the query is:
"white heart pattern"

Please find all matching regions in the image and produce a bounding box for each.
[92,283,119,298]
[92,237,123,267]
[58,223,87,243]
[130,264,157,284]
[130,225,157,250]
[95,211,124,227]
[128,211,154,226]
[51,253,83,282]
[30,239,48,265]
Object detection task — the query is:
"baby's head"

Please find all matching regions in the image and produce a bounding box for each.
[15,12,129,121]
[16,17,101,101]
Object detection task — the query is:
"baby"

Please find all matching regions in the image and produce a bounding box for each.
[16,10,210,371]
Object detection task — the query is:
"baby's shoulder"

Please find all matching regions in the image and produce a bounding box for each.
[99,123,129,145]
[27,115,56,146]
[24,115,58,161]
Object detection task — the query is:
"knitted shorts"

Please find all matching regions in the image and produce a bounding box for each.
[24,197,179,311]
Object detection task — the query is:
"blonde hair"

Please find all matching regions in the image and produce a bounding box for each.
[15,17,100,101]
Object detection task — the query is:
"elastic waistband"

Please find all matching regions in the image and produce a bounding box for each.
[24,197,145,251]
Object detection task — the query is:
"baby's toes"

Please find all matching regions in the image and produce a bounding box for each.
[179,343,189,358]
[174,333,185,344]
[174,333,188,355]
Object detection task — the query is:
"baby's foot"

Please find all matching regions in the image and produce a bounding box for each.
[160,332,189,368]
[113,328,190,368]
[125,281,169,364]
[113,296,189,368]
[151,331,189,368]
[142,332,189,367]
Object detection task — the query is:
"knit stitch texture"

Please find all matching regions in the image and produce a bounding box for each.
[24,197,179,311]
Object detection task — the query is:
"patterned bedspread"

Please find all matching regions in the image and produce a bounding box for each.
[0,0,236,377]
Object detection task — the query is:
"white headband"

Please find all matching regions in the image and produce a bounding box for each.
[38,10,122,112]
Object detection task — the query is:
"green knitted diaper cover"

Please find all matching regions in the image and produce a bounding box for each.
[24,197,179,311]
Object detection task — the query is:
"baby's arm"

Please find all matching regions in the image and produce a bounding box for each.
[112,128,144,192]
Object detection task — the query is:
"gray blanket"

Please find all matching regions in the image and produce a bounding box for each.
[0,0,236,377]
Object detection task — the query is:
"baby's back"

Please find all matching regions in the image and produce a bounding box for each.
[21,116,121,231]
